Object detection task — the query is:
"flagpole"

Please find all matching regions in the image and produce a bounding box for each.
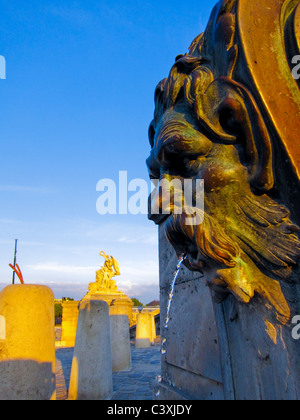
[12,239,18,285]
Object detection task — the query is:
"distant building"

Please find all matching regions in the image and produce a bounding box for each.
[146,300,160,307]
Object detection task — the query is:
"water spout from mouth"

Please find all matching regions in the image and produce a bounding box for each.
[161,253,187,356]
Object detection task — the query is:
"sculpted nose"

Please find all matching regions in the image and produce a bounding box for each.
[149,173,185,222]
[150,175,167,216]
[146,155,153,173]
[146,152,161,179]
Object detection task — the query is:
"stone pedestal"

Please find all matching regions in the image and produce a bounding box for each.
[0,285,56,400]
[109,298,132,372]
[110,313,131,372]
[150,313,157,342]
[68,300,113,400]
[135,312,156,349]
[83,291,134,324]
[83,291,133,372]
[61,301,79,347]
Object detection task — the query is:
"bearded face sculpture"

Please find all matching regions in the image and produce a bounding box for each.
[147,0,300,324]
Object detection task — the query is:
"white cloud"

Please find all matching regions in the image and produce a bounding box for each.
[0,216,160,304]
[26,259,159,286]
[23,257,159,304]
[121,262,158,278]
[0,185,55,193]
[27,262,97,276]
[0,219,24,225]
[117,232,157,245]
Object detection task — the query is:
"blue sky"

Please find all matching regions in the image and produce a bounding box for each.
[0,0,215,303]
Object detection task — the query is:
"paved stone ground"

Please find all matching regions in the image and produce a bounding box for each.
[55,344,161,400]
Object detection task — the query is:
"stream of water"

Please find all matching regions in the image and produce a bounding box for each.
[156,253,187,395]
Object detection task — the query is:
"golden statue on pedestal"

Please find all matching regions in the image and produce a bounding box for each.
[88,251,121,294]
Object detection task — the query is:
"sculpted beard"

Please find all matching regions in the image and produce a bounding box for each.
[165,192,300,271]
[164,188,300,310]
[165,207,239,271]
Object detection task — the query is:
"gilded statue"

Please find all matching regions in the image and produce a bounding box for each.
[147,0,300,325]
[88,251,120,294]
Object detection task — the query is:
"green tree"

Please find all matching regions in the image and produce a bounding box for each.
[55,303,63,318]
[131,298,144,307]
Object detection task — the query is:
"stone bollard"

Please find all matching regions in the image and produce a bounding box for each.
[109,301,131,372]
[60,300,79,347]
[135,312,153,349]
[68,300,113,400]
[0,285,56,400]
[150,313,157,343]
[110,314,131,372]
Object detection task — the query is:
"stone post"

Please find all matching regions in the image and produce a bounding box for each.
[109,301,131,372]
[135,312,154,348]
[61,300,79,347]
[82,292,133,372]
[68,300,113,400]
[150,313,157,343]
[0,285,56,400]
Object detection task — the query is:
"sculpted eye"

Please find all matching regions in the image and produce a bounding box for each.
[161,149,201,176]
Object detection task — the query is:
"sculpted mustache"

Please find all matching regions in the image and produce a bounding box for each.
[165,210,240,269]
